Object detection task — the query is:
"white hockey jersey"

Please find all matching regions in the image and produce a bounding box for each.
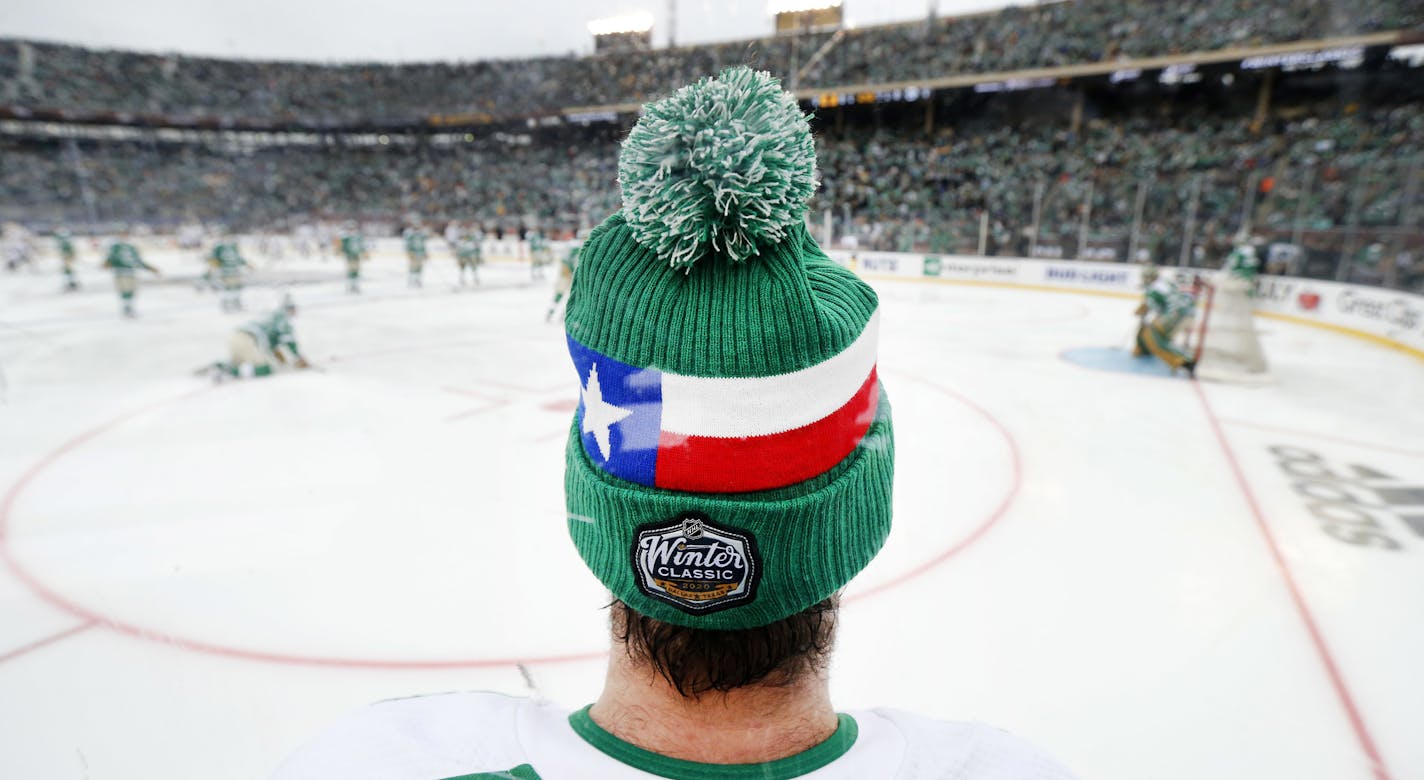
[272,691,1079,780]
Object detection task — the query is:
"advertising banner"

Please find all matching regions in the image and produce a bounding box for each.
[825,248,1424,356]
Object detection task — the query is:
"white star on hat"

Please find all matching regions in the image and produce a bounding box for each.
[581,363,633,461]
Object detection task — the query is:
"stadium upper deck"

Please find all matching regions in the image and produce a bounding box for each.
[1,0,1420,127]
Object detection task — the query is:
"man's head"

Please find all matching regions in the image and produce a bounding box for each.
[282,292,297,317]
[561,68,894,684]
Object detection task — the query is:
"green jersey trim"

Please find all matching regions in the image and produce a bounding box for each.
[567,706,858,780]
[442,763,541,780]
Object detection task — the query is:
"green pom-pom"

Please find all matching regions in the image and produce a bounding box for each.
[618,67,818,269]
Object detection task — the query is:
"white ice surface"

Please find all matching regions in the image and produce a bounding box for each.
[1,248,1421,780]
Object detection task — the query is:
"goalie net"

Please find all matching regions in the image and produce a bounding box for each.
[1190,273,1272,384]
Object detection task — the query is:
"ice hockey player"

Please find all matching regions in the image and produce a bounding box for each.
[1134,265,1197,376]
[454,226,483,287]
[340,228,366,293]
[528,228,553,280]
[208,294,310,379]
[276,67,1079,780]
[403,223,429,288]
[208,240,250,312]
[103,231,161,318]
[56,230,79,292]
[544,240,580,321]
[1223,242,1259,283]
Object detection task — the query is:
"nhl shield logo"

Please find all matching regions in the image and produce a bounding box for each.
[632,512,760,614]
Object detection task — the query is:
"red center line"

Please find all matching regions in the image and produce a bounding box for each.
[1193,381,1392,780]
[0,620,97,666]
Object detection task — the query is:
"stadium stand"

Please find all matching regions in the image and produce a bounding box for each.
[1,1,1420,289]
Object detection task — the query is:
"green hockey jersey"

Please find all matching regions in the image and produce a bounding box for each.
[104,242,152,276]
[457,234,484,260]
[240,310,300,357]
[404,230,428,258]
[210,243,247,272]
[341,235,365,260]
[1224,246,1259,281]
[1144,277,1194,319]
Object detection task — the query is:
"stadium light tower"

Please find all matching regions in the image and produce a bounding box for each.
[768,0,844,34]
[588,11,655,53]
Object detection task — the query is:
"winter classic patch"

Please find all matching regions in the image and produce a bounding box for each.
[631,513,760,614]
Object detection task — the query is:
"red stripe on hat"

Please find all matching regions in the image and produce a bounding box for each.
[654,367,879,493]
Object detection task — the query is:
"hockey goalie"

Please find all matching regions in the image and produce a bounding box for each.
[1134,265,1199,377]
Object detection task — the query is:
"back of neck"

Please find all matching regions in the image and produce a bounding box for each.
[588,651,838,765]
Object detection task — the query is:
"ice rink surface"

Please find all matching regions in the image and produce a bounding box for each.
[1,246,1421,780]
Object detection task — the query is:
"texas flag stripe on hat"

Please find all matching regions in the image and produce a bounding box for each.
[569,311,880,493]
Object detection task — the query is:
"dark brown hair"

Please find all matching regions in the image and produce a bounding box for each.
[610,596,838,697]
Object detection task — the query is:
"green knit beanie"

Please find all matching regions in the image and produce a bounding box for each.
[564,67,893,630]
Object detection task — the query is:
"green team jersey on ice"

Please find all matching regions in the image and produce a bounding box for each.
[404,231,428,258]
[457,234,483,261]
[1224,246,1259,281]
[341,235,365,260]
[1144,278,1194,320]
[240,310,300,357]
[56,234,75,259]
[562,245,580,274]
[104,242,153,276]
[211,243,247,272]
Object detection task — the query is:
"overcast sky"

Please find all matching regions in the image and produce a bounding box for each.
[0,0,1018,62]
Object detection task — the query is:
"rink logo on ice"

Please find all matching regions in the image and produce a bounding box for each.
[632,512,761,614]
[1266,446,1424,551]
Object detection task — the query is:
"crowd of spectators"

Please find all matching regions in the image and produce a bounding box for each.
[1,131,622,235]
[2,0,1420,125]
[5,88,1419,285]
[818,100,1423,265]
[808,0,1421,85]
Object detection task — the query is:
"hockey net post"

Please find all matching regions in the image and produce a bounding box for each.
[1190,272,1272,385]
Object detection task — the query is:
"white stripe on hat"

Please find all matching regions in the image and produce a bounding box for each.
[659,310,879,438]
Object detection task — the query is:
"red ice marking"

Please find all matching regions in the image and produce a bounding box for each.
[540,398,579,413]
[1194,382,1393,780]
[1,378,1017,670]
[0,387,602,670]
[1218,417,1424,460]
[0,620,96,665]
[444,400,511,423]
[480,378,565,396]
[442,385,501,401]
[845,370,1022,604]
